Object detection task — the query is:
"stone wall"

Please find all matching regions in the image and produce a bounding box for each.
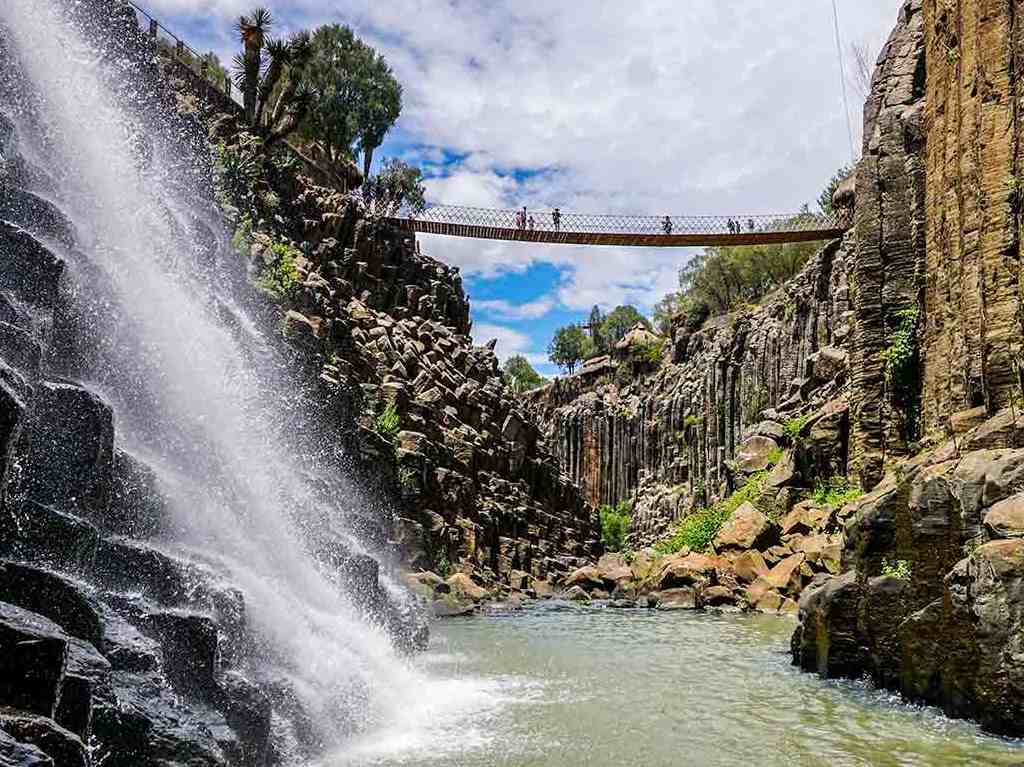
[524,236,852,544]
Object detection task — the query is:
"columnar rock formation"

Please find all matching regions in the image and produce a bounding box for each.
[849,0,926,486]
[524,236,852,544]
[920,0,1024,432]
[272,186,599,587]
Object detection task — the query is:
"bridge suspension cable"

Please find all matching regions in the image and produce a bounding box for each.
[387,205,848,248]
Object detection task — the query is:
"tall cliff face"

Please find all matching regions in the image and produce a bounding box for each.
[850,0,926,487]
[792,0,1024,736]
[921,0,1024,432]
[524,236,852,545]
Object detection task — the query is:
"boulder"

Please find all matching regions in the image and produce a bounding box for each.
[0,602,67,719]
[565,585,591,603]
[654,587,698,611]
[445,573,488,602]
[563,566,607,592]
[657,552,716,590]
[731,550,769,583]
[713,502,775,551]
[763,553,807,595]
[701,585,736,607]
[0,713,85,767]
[984,493,1024,538]
[734,435,780,474]
[0,729,53,766]
[595,553,633,584]
[15,381,114,516]
[791,571,866,678]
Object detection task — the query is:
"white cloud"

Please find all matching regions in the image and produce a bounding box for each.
[473,297,556,321]
[148,0,902,346]
[470,322,547,364]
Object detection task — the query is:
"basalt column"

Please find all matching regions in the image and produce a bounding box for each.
[921,0,1024,432]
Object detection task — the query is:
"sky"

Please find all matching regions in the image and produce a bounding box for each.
[143,0,902,376]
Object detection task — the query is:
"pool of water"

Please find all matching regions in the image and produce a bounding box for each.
[334,602,1024,767]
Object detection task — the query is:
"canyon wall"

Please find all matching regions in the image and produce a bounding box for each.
[267,186,599,588]
[920,0,1024,432]
[524,235,853,544]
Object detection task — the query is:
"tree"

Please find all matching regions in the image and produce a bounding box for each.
[600,305,651,346]
[547,325,589,375]
[235,8,272,124]
[232,11,313,149]
[587,305,607,353]
[502,355,546,393]
[297,24,402,176]
[363,158,426,217]
[818,165,854,216]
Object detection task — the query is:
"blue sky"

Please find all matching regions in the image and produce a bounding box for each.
[143,0,902,377]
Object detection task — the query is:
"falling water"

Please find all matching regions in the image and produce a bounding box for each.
[0,0,483,759]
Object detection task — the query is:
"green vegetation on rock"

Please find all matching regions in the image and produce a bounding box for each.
[599,501,632,552]
[374,401,401,441]
[881,558,912,579]
[810,476,863,508]
[783,414,811,444]
[655,471,769,554]
[257,241,302,300]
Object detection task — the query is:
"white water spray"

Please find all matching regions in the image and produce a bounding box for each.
[0,0,480,758]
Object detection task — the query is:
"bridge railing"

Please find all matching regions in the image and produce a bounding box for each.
[125,1,243,110]
[402,205,845,236]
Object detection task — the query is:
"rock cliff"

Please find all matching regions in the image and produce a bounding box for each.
[524,235,852,546]
[262,185,599,589]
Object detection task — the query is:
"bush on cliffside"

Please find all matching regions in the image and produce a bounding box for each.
[599,501,632,552]
[655,471,769,554]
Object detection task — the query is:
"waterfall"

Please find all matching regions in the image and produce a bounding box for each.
[0,0,463,759]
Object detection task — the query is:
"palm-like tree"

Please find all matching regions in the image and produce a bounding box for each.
[234,7,273,123]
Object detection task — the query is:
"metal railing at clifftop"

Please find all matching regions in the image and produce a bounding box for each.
[126,0,243,110]
[387,206,849,248]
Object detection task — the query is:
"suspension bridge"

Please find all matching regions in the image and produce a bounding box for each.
[386,207,848,248]
[126,1,853,249]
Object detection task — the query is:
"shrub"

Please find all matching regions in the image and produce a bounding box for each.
[783,414,810,443]
[632,339,666,366]
[881,558,912,579]
[599,501,632,552]
[374,402,400,440]
[655,471,769,554]
[257,241,302,300]
[766,447,784,466]
[811,476,863,507]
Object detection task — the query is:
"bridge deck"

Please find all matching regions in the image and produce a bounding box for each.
[387,206,848,248]
[388,219,846,247]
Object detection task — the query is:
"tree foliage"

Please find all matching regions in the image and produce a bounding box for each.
[297,24,402,176]
[502,355,546,393]
[600,305,651,348]
[599,501,632,552]
[363,158,426,217]
[547,325,589,374]
[232,9,313,148]
[818,164,854,216]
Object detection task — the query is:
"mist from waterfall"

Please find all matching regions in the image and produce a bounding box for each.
[0,0,489,759]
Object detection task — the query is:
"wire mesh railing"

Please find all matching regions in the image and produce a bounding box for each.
[399,205,847,237]
[126,1,243,110]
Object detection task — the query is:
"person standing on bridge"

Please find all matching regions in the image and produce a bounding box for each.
[521,206,528,230]
[662,216,672,235]
[552,207,561,233]
[748,218,755,232]
[528,215,535,231]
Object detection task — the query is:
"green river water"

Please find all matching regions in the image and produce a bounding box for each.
[341,602,1024,767]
